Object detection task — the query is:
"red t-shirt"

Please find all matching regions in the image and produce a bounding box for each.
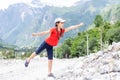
[45,27,65,46]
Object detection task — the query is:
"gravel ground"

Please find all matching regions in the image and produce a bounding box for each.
[0,42,120,80]
[0,57,77,80]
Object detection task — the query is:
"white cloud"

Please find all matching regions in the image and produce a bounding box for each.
[0,0,81,10]
[0,0,32,10]
[40,0,81,7]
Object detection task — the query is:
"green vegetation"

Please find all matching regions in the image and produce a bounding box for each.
[0,46,37,59]
[0,47,15,59]
[0,41,16,59]
[55,14,120,58]
[94,15,104,27]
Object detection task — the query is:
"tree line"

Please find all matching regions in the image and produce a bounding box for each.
[54,15,120,58]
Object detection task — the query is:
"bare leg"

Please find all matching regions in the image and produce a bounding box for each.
[27,52,37,62]
[48,60,53,74]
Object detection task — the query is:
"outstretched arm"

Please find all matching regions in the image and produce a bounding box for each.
[32,30,50,36]
[65,22,84,32]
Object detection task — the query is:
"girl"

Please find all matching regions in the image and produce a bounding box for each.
[25,18,84,77]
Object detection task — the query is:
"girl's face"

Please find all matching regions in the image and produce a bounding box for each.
[57,22,64,28]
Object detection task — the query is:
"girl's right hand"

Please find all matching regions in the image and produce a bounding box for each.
[32,33,37,36]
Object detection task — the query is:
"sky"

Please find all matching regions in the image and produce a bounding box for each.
[0,0,81,10]
[0,0,31,9]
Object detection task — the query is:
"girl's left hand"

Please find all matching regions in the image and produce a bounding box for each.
[79,22,84,26]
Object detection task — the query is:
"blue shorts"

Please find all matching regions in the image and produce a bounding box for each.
[35,41,53,60]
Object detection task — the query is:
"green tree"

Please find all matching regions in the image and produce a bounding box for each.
[94,15,104,27]
[55,38,73,58]
[105,27,120,44]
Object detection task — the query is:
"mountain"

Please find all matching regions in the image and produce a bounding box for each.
[0,38,16,49]
[101,4,120,24]
[0,3,49,47]
[0,38,5,47]
[0,0,120,47]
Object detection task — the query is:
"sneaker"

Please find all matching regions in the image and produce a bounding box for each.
[25,60,29,67]
[48,73,56,78]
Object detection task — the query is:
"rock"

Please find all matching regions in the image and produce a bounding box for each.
[56,42,120,80]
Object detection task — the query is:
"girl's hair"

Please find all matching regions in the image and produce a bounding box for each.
[55,22,63,40]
